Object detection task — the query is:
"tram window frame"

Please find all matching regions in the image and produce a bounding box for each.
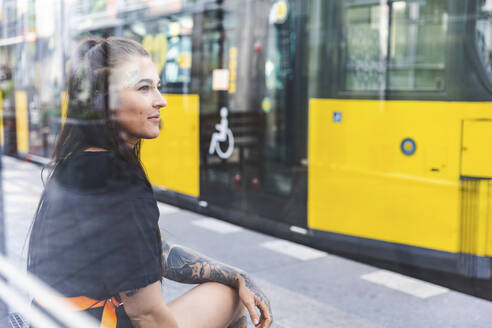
[468,0,492,94]
[338,0,449,98]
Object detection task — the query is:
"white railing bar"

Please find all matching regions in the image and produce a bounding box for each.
[0,255,99,328]
[0,279,60,328]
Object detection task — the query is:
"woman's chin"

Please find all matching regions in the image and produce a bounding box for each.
[146,130,160,139]
[133,127,160,141]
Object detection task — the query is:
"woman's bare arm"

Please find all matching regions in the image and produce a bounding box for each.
[161,241,272,327]
[120,281,179,328]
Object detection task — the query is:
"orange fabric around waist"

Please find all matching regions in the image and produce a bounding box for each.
[65,296,120,328]
[36,296,120,328]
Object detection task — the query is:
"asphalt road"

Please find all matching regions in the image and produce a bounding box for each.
[2,155,492,328]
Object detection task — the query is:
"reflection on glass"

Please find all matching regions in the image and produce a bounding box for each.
[389,0,447,90]
[125,14,193,94]
[343,0,448,91]
[344,3,387,91]
[476,0,492,80]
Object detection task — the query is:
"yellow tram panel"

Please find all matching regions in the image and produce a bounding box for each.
[461,120,492,178]
[488,184,492,256]
[15,91,29,154]
[308,99,492,254]
[460,120,492,257]
[61,91,68,127]
[141,94,199,198]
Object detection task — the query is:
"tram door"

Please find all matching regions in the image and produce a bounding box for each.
[0,46,17,155]
[199,0,308,228]
[197,2,244,210]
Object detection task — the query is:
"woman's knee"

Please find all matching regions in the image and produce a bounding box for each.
[201,282,238,302]
[202,282,246,327]
[168,282,245,328]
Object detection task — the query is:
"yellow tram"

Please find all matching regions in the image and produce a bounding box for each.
[2,0,492,279]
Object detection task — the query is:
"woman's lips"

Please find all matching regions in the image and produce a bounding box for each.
[148,114,160,122]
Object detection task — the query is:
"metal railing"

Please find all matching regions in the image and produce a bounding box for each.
[0,151,97,328]
[0,254,100,328]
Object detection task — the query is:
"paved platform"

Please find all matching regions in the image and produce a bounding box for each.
[2,155,492,327]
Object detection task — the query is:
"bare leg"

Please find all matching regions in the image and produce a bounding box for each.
[167,282,246,328]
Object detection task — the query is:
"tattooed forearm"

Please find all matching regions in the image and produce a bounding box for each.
[161,241,273,324]
[161,242,242,289]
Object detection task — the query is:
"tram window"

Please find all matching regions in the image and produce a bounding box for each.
[342,0,448,91]
[388,0,447,91]
[123,15,193,94]
[476,0,492,81]
[343,4,386,91]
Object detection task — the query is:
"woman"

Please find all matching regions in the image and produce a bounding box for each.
[27,37,272,328]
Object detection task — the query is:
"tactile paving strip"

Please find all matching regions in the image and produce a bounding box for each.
[8,312,28,328]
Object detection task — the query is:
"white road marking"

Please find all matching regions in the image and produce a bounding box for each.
[157,202,180,215]
[2,170,27,178]
[5,194,39,206]
[260,240,327,261]
[289,225,308,235]
[163,274,382,328]
[3,181,23,193]
[361,270,449,299]
[249,276,382,328]
[11,176,44,187]
[192,218,243,234]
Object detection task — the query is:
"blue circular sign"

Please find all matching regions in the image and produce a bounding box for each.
[401,138,416,156]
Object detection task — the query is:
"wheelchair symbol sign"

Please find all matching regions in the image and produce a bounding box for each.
[209,107,235,159]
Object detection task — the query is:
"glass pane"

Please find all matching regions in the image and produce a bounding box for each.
[476,0,492,80]
[343,3,387,91]
[122,14,193,94]
[388,0,447,91]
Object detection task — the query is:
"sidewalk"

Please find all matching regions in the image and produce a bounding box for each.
[3,155,492,328]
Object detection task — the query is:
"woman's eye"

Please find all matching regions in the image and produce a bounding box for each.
[138,85,150,91]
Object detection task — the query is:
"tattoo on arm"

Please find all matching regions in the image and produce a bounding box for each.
[161,241,241,289]
[161,240,272,320]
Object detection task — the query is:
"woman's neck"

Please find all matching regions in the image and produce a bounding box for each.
[83,147,109,152]
[125,136,139,149]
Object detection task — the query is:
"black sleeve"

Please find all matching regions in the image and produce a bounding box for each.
[29,152,162,299]
[92,192,162,297]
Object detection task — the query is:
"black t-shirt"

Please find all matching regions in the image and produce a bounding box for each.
[28,151,162,302]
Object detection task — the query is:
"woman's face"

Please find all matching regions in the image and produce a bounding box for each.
[110,55,166,147]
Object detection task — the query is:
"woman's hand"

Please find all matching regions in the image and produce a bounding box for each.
[237,273,272,328]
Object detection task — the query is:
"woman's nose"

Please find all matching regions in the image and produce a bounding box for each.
[155,92,167,109]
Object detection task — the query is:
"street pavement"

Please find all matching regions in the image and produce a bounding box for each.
[2,155,492,328]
